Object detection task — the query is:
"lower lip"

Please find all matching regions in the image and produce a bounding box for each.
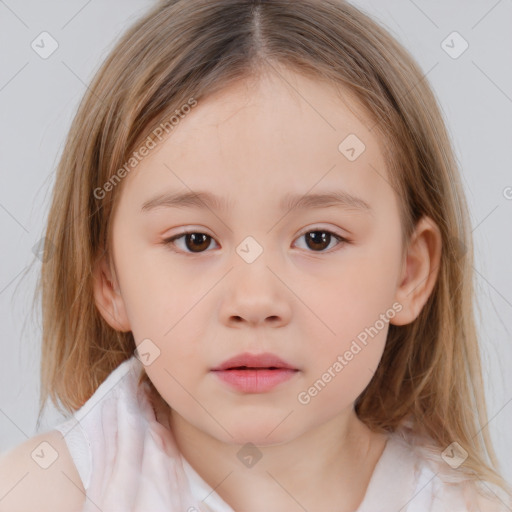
[211,368,298,393]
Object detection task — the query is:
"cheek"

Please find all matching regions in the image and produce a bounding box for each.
[139,328,207,414]
[304,258,399,345]
[298,325,388,414]
[330,234,402,328]
[115,247,201,338]
[295,243,399,403]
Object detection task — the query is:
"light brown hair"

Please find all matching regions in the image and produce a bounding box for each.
[33,0,510,500]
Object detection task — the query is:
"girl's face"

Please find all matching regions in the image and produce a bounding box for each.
[99,67,408,445]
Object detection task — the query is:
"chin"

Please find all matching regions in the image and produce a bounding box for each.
[213,417,299,447]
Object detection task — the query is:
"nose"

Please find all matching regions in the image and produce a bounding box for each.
[219,254,292,329]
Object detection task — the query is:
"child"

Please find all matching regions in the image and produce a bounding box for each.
[1,0,511,510]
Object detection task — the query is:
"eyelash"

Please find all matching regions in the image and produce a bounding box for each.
[162,227,350,255]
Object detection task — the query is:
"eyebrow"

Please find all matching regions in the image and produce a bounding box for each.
[140,190,373,214]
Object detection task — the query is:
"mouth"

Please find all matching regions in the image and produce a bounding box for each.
[211,352,298,372]
[211,353,299,393]
[221,365,291,370]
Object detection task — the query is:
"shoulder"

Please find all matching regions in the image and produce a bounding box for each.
[472,491,512,512]
[0,429,86,512]
[412,450,512,512]
[389,428,512,512]
[442,480,512,512]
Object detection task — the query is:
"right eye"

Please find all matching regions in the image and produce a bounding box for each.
[162,231,220,254]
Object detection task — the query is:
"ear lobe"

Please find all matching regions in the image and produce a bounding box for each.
[390,216,442,326]
[92,253,131,332]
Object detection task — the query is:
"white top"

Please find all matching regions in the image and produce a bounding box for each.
[52,355,510,512]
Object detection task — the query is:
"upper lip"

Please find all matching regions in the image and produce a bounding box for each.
[211,352,298,371]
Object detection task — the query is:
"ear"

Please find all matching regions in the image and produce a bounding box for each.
[92,252,131,332]
[391,216,442,326]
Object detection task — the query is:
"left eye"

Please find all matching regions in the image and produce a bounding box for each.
[294,229,347,252]
[163,229,348,254]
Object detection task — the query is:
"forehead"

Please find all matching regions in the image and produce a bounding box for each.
[120,66,394,215]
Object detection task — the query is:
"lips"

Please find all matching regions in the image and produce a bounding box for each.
[211,352,299,393]
[211,352,298,371]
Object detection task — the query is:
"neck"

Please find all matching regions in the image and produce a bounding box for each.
[166,406,388,512]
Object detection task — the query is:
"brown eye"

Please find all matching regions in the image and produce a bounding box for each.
[295,229,347,253]
[164,232,218,253]
[184,233,212,252]
[164,228,348,255]
[306,231,331,251]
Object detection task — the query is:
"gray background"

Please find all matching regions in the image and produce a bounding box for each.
[1,0,511,486]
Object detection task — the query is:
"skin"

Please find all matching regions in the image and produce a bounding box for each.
[93,64,441,511]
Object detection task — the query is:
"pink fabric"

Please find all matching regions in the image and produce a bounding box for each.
[52,356,511,512]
